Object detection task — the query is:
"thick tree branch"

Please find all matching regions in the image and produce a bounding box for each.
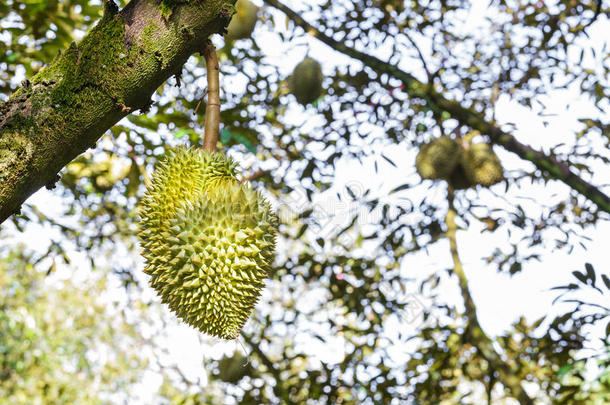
[446,190,533,405]
[0,0,234,224]
[264,0,610,214]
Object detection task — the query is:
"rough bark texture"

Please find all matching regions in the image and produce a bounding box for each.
[0,0,234,224]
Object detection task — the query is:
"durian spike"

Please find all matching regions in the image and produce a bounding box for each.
[202,40,220,152]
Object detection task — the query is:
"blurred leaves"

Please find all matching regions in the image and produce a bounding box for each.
[0,248,147,404]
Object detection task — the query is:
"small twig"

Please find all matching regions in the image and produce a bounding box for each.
[402,31,431,82]
[241,333,287,399]
[240,169,268,184]
[583,0,603,30]
[235,336,251,367]
[201,40,220,152]
[193,88,208,116]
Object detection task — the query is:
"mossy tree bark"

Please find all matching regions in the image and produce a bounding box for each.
[0,0,234,225]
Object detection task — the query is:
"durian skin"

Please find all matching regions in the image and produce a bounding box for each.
[138,148,277,340]
[226,0,259,41]
[289,57,323,105]
[462,143,504,187]
[415,136,463,180]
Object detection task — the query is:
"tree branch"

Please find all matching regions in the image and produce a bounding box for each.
[446,189,534,405]
[264,0,610,214]
[242,333,287,401]
[0,0,234,224]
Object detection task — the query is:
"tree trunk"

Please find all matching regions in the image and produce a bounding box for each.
[0,0,233,224]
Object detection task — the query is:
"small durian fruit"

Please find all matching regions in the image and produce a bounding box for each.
[226,0,259,41]
[216,352,257,383]
[288,57,323,105]
[138,148,277,340]
[415,136,463,180]
[462,143,504,187]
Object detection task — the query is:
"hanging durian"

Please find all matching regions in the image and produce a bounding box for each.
[216,351,258,383]
[415,136,463,180]
[447,163,474,190]
[138,43,277,340]
[462,143,504,187]
[138,148,277,340]
[225,0,259,41]
[288,57,323,105]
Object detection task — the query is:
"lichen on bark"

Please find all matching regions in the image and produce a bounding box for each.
[0,0,235,224]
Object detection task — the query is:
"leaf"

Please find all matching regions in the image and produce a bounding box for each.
[126,161,140,197]
[302,161,315,179]
[557,364,572,377]
[550,283,579,291]
[336,215,358,236]
[381,154,396,167]
[531,316,546,329]
[46,261,56,276]
[585,263,596,285]
[390,184,410,194]
[61,251,71,265]
[572,270,588,285]
[295,223,308,239]
[173,128,190,139]
[220,129,257,153]
[346,185,357,199]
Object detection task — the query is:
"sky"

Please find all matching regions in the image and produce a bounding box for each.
[1,0,609,402]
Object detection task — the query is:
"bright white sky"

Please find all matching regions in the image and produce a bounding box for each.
[2,0,609,402]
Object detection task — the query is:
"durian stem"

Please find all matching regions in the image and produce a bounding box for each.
[445,189,533,405]
[202,40,220,152]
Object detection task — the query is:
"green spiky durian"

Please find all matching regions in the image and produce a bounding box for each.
[415,136,463,180]
[226,0,259,41]
[289,57,323,105]
[138,148,277,340]
[462,143,504,187]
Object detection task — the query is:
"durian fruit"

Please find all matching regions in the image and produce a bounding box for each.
[447,163,474,190]
[138,148,277,340]
[216,351,258,383]
[225,0,259,41]
[462,143,504,187]
[415,136,463,180]
[288,57,323,105]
